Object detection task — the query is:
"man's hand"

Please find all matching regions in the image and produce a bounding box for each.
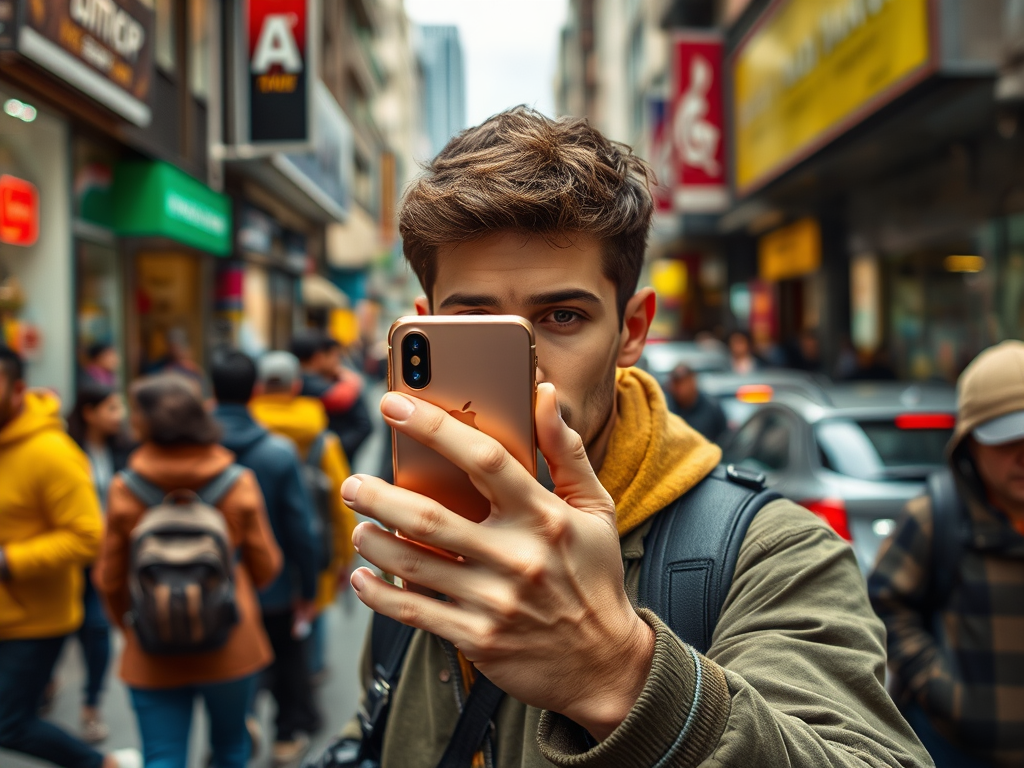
[343,383,655,741]
[292,599,318,640]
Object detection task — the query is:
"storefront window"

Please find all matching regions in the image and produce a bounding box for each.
[76,242,123,381]
[134,252,206,380]
[190,0,210,99]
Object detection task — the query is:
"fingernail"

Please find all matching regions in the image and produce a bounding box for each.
[352,524,364,552]
[351,569,366,592]
[341,475,362,505]
[381,392,416,421]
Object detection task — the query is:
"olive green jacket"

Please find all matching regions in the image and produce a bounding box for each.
[344,499,932,767]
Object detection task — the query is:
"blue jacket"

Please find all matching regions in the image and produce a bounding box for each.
[215,403,319,612]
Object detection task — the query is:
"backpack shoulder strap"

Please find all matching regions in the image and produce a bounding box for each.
[358,613,417,760]
[196,465,246,507]
[118,470,165,508]
[638,464,781,655]
[307,431,329,467]
[926,468,966,614]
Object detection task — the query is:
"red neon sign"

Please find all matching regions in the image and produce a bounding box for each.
[0,175,40,247]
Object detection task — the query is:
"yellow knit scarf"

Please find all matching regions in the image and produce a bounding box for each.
[599,367,722,536]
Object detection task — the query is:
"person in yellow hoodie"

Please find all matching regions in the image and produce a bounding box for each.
[250,350,356,683]
[0,345,140,768]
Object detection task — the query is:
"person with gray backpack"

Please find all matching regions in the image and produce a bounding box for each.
[93,374,282,768]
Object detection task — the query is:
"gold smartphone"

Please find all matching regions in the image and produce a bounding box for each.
[388,315,537,522]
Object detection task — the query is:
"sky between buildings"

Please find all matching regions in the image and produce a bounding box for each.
[405,0,569,127]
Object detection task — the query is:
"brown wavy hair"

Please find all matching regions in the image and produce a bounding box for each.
[399,106,655,320]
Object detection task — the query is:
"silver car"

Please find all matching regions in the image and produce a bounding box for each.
[721,382,956,573]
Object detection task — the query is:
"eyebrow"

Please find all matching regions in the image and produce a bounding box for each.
[439,289,603,309]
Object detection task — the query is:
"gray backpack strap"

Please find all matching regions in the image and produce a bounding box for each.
[307,431,328,468]
[197,465,246,507]
[118,470,166,508]
[926,468,967,616]
[638,464,781,654]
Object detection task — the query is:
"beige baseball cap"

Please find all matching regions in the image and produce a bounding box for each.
[951,340,1024,452]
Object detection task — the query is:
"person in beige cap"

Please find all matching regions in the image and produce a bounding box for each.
[870,339,1024,767]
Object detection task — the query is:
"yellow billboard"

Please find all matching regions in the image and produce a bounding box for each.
[733,0,932,195]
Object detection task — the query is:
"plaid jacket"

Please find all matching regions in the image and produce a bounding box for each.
[868,490,1024,767]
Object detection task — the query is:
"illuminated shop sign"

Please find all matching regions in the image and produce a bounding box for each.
[0,174,40,247]
[732,0,933,196]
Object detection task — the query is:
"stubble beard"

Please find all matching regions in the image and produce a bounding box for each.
[560,367,618,462]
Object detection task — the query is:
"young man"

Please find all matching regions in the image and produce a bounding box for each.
[290,332,373,464]
[871,340,1024,766]
[332,109,929,767]
[0,346,140,768]
[664,364,727,443]
[210,351,322,765]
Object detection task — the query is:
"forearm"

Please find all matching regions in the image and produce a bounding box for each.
[4,528,101,578]
[539,612,927,768]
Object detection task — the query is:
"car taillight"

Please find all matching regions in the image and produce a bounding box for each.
[895,413,956,430]
[800,498,852,541]
[736,384,773,404]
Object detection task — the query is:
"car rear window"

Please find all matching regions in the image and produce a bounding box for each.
[815,419,953,480]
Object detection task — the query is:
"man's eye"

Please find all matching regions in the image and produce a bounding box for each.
[549,310,580,325]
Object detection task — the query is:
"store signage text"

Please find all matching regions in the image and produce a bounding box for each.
[758,218,821,283]
[671,33,728,213]
[732,0,932,195]
[165,191,228,238]
[0,175,40,247]
[246,0,310,144]
[18,0,155,126]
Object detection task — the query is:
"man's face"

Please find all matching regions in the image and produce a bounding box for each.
[425,232,650,456]
[971,436,1024,513]
[0,371,26,430]
[669,374,698,408]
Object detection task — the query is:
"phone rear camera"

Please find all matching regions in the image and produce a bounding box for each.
[402,332,430,390]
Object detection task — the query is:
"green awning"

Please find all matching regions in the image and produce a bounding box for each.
[112,161,232,256]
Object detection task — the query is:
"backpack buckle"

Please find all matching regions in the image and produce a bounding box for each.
[358,675,392,734]
[726,464,767,491]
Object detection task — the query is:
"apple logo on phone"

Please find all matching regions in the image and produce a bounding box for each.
[449,401,478,429]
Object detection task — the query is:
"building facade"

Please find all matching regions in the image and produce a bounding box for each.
[419,25,466,158]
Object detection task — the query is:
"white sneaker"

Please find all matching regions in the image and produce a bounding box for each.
[108,748,143,768]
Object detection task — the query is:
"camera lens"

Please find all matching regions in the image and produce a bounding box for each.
[402,332,430,389]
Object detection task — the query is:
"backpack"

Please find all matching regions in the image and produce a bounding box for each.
[308,464,780,768]
[304,431,335,571]
[119,466,244,656]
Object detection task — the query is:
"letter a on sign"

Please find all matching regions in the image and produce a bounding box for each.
[252,15,302,73]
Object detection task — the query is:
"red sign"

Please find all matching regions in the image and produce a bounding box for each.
[0,175,40,247]
[246,0,309,144]
[671,32,729,213]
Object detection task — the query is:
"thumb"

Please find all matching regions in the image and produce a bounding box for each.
[535,383,614,515]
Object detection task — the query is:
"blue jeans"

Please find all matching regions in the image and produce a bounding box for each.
[77,573,110,708]
[903,703,995,768]
[130,674,259,768]
[307,612,326,675]
[0,635,104,768]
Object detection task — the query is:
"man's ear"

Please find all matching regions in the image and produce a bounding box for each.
[414,296,430,316]
[616,288,657,368]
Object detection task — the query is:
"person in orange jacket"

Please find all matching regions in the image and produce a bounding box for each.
[249,351,356,681]
[0,345,141,768]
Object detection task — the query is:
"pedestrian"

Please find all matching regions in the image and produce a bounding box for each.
[66,380,132,744]
[210,351,323,765]
[249,351,356,688]
[81,342,119,388]
[92,373,282,768]
[664,363,727,442]
[0,345,140,768]
[870,339,1024,766]
[290,331,373,464]
[728,328,760,374]
[310,108,929,767]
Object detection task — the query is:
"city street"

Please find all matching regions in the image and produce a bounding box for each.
[1,597,371,768]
